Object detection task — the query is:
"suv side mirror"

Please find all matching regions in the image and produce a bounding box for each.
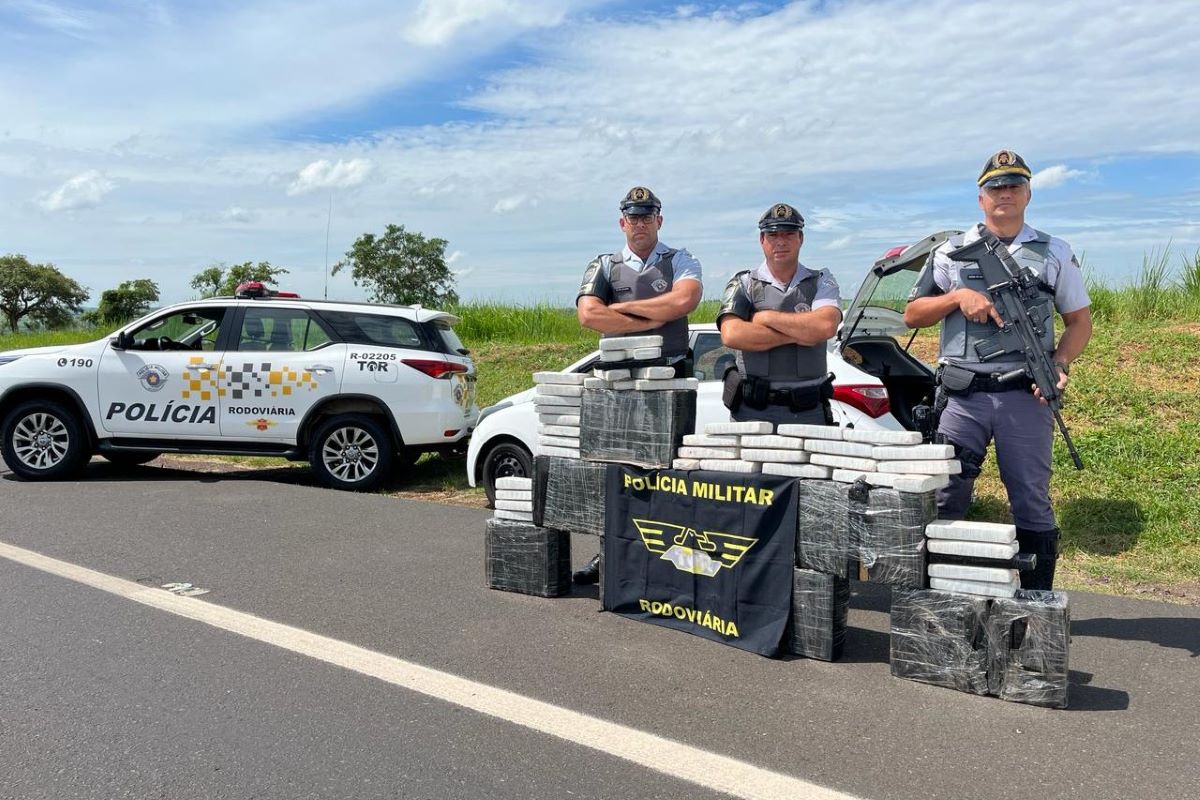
[110,331,133,350]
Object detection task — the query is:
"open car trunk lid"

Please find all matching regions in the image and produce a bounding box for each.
[838,230,963,348]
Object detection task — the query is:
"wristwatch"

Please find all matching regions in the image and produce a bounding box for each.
[1053,360,1070,375]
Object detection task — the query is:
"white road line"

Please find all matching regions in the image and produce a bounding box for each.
[0,540,861,800]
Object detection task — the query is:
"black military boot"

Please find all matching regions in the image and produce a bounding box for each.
[1016,527,1061,591]
[573,553,601,585]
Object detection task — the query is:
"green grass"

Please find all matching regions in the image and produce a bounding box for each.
[4,273,1199,598]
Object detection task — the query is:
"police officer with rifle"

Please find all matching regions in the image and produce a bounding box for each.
[904,150,1093,590]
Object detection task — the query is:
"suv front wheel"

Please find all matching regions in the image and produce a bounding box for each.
[1,401,89,481]
[309,414,395,492]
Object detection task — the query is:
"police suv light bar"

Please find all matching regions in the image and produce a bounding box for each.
[234,281,300,299]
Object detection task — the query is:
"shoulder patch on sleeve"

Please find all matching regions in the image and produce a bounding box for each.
[577,255,614,302]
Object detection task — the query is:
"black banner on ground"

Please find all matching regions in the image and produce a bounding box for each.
[603,466,797,657]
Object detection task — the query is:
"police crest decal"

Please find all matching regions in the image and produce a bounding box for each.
[136,364,169,392]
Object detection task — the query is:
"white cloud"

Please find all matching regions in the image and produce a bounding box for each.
[9,0,99,38]
[222,206,257,223]
[406,0,567,46]
[287,159,373,195]
[3,1,1200,304]
[492,193,538,214]
[1032,164,1088,190]
[37,170,114,211]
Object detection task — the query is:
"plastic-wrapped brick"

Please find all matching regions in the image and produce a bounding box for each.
[890,589,990,695]
[985,590,1070,708]
[796,479,852,578]
[579,388,696,468]
[485,519,571,597]
[533,455,608,537]
[786,568,850,661]
[847,479,933,588]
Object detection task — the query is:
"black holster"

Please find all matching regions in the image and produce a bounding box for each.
[937,364,977,397]
[742,375,771,410]
[722,367,743,412]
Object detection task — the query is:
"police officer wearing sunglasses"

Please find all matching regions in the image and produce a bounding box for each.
[577,186,703,376]
[903,150,1093,590]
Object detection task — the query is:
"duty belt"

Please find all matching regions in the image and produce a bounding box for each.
[743,374,834,411]
[939,364,1033,395]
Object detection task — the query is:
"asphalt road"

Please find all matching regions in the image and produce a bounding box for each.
[1,459,1198,800]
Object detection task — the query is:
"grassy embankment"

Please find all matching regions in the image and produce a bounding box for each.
[2,256,1198,601]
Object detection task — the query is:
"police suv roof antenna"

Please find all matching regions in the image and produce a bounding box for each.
[323,192,332,299]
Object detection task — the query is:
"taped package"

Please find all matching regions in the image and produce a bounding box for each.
[796,479,852,578]
[533,455,608,537]
[847,479,934,588]
[890,588,990,695]
[985,590,1070,708]
[786,568,850,661]
[485,518,571,597]
[579,388,696,468]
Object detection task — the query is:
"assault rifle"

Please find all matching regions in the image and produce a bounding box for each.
[948,231,1085,470]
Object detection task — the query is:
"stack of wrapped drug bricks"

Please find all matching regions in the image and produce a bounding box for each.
[531,335,697,603]
[891,517,1070,707]
[713,420,1071,706]
[486,344,1069,705]
[484,476,572,597]
[671,421,942,662]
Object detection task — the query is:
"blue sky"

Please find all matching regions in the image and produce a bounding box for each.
[2,0,1198,306]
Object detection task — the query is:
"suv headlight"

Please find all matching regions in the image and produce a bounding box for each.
[0,355,23,367]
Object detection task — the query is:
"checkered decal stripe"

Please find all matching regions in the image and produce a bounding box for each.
[180,357,319,400]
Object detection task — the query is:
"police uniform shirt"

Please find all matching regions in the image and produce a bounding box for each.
[718,261,842,323]
[717,261,842,388]
[912,222,1090,370]
[578,240,702,301]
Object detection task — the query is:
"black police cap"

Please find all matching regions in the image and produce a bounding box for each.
[620,186,662,215]
[758,203,805,232]
[978,149,1032,188]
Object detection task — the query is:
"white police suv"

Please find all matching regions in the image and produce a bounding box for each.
[0,284,478,491]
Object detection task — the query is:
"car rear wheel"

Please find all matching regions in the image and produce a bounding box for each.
[309,414,395,492]
[1,401,89,481]
[481,440,532,507]
[101,451,161,467]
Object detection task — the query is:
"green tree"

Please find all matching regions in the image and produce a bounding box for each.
[334,224,458,307]
[0,254,89,332]
[189,261,290,298]
[94,278,160,324]
[189,265,224,298]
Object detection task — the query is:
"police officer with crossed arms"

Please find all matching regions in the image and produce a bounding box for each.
[576,186,703,377]
[903,150,1093,590]
[572,186,703,584]
[717,203,843,426]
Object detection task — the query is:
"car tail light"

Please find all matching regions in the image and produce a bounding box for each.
[834,384,891,418]
[402,359,468,379]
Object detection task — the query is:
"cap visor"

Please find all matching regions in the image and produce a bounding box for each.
[981,173,1030,188]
